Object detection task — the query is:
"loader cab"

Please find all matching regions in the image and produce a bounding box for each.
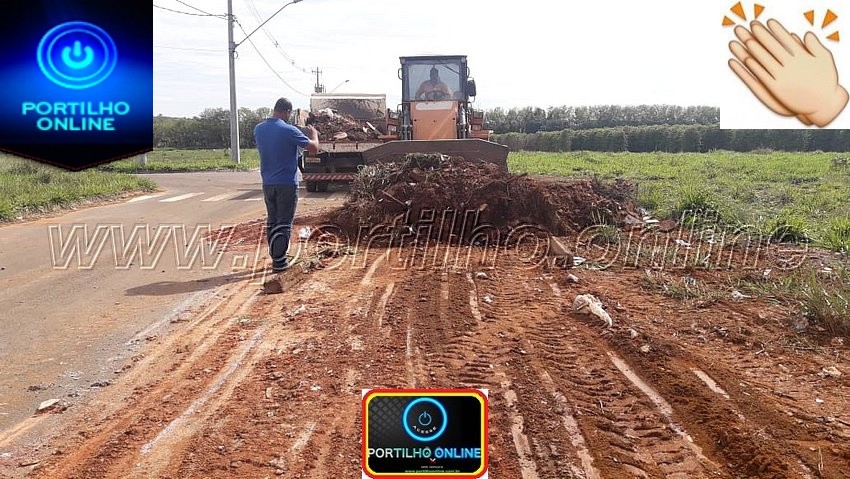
[399,55,479,141]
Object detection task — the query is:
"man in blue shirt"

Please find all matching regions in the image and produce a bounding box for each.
[254,98,319,272]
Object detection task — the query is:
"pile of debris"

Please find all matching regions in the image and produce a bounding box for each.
[324,153,638,244]
[306,109,383,142]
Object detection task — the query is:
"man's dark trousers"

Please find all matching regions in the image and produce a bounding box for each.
[263,184,298,270]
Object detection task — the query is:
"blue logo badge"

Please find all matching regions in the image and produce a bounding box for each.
[403,397,448,442]
[37,21,117,90]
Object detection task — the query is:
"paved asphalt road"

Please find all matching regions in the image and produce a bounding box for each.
[0,172,345,436]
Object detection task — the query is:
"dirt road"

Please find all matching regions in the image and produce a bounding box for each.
[4,230,848,477]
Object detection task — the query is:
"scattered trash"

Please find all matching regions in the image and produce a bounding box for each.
[573,256,587,267]
[566,274,579,284]
[822,367,842,379]
[816,398,825,404]
[36,399,62,414]
[674,239,692,248]
[288,305,307,317]
[265,387,274,400]
[483,295,494,304]
[790,316,809,333]
[629,329,639,339]
[640,345,652,354]
[310,385,321,392]
[572,294,613,328]
[298,227,313,240]
[730,290,751,301]
[476,272,489,280]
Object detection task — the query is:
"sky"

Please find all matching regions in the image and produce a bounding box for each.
[152,0,723,118]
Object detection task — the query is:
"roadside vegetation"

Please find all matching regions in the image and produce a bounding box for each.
[510,150,850,338]
[98,149,260,173]
[510,151,850,252]
[0,155,155,222]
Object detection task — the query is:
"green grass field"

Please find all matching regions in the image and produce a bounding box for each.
[99,149,260,173]
[0,155,156,222]
[5,149,850,253]
[510,151,850,252]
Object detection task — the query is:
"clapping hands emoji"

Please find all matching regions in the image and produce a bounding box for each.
[728,19,848,127]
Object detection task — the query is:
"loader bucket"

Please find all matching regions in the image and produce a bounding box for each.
[361,139,509,170]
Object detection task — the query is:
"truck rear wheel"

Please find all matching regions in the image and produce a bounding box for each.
[305,181,318,193]
[316,181,329,193]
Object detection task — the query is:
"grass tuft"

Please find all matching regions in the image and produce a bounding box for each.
[0,155,155,221]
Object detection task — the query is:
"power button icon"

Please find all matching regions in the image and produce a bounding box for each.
[37,22,117,90]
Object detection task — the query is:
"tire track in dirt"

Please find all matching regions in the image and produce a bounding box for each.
[493,270,722,479]
[166,254,412,478]
[605,273,848,478]
[385,252,582,479]
[610,327,833,478]
[33,280,266,478]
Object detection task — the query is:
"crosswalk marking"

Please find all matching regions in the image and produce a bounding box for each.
[244,197,264,202]
[202,193,237,202]
[127,194,164,203]
[160,192,205,203]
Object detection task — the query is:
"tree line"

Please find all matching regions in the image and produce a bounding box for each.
[482,105,719,134]
[154,107,270,150]
[153,105,850,153]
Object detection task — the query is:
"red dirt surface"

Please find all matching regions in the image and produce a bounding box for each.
[2,237,847,478]
[3,170,849,478]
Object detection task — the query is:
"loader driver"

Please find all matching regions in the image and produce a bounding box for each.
[254,98,320,273]
[416,66,452,101]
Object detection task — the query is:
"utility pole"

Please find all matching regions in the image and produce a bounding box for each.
[227,0,241,164]
[312,67,324,94]
[227,0,304,164]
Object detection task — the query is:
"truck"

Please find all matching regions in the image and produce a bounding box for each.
[298,55,509,193]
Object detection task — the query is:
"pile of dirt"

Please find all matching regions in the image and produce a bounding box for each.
[306,110,383,142]
[323,154,638,244]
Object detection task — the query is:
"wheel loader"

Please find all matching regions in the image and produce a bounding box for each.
[298,55,509,192]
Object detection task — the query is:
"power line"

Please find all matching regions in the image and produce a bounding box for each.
[243,0,310,74]
[173,0,224,17]
[235,20,309,97]
[153,4,225,18]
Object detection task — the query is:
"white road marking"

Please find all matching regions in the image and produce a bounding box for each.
[202,193,237,202]
[127,194,164,203]
[160,192,204,203]
[244,197,264,202]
